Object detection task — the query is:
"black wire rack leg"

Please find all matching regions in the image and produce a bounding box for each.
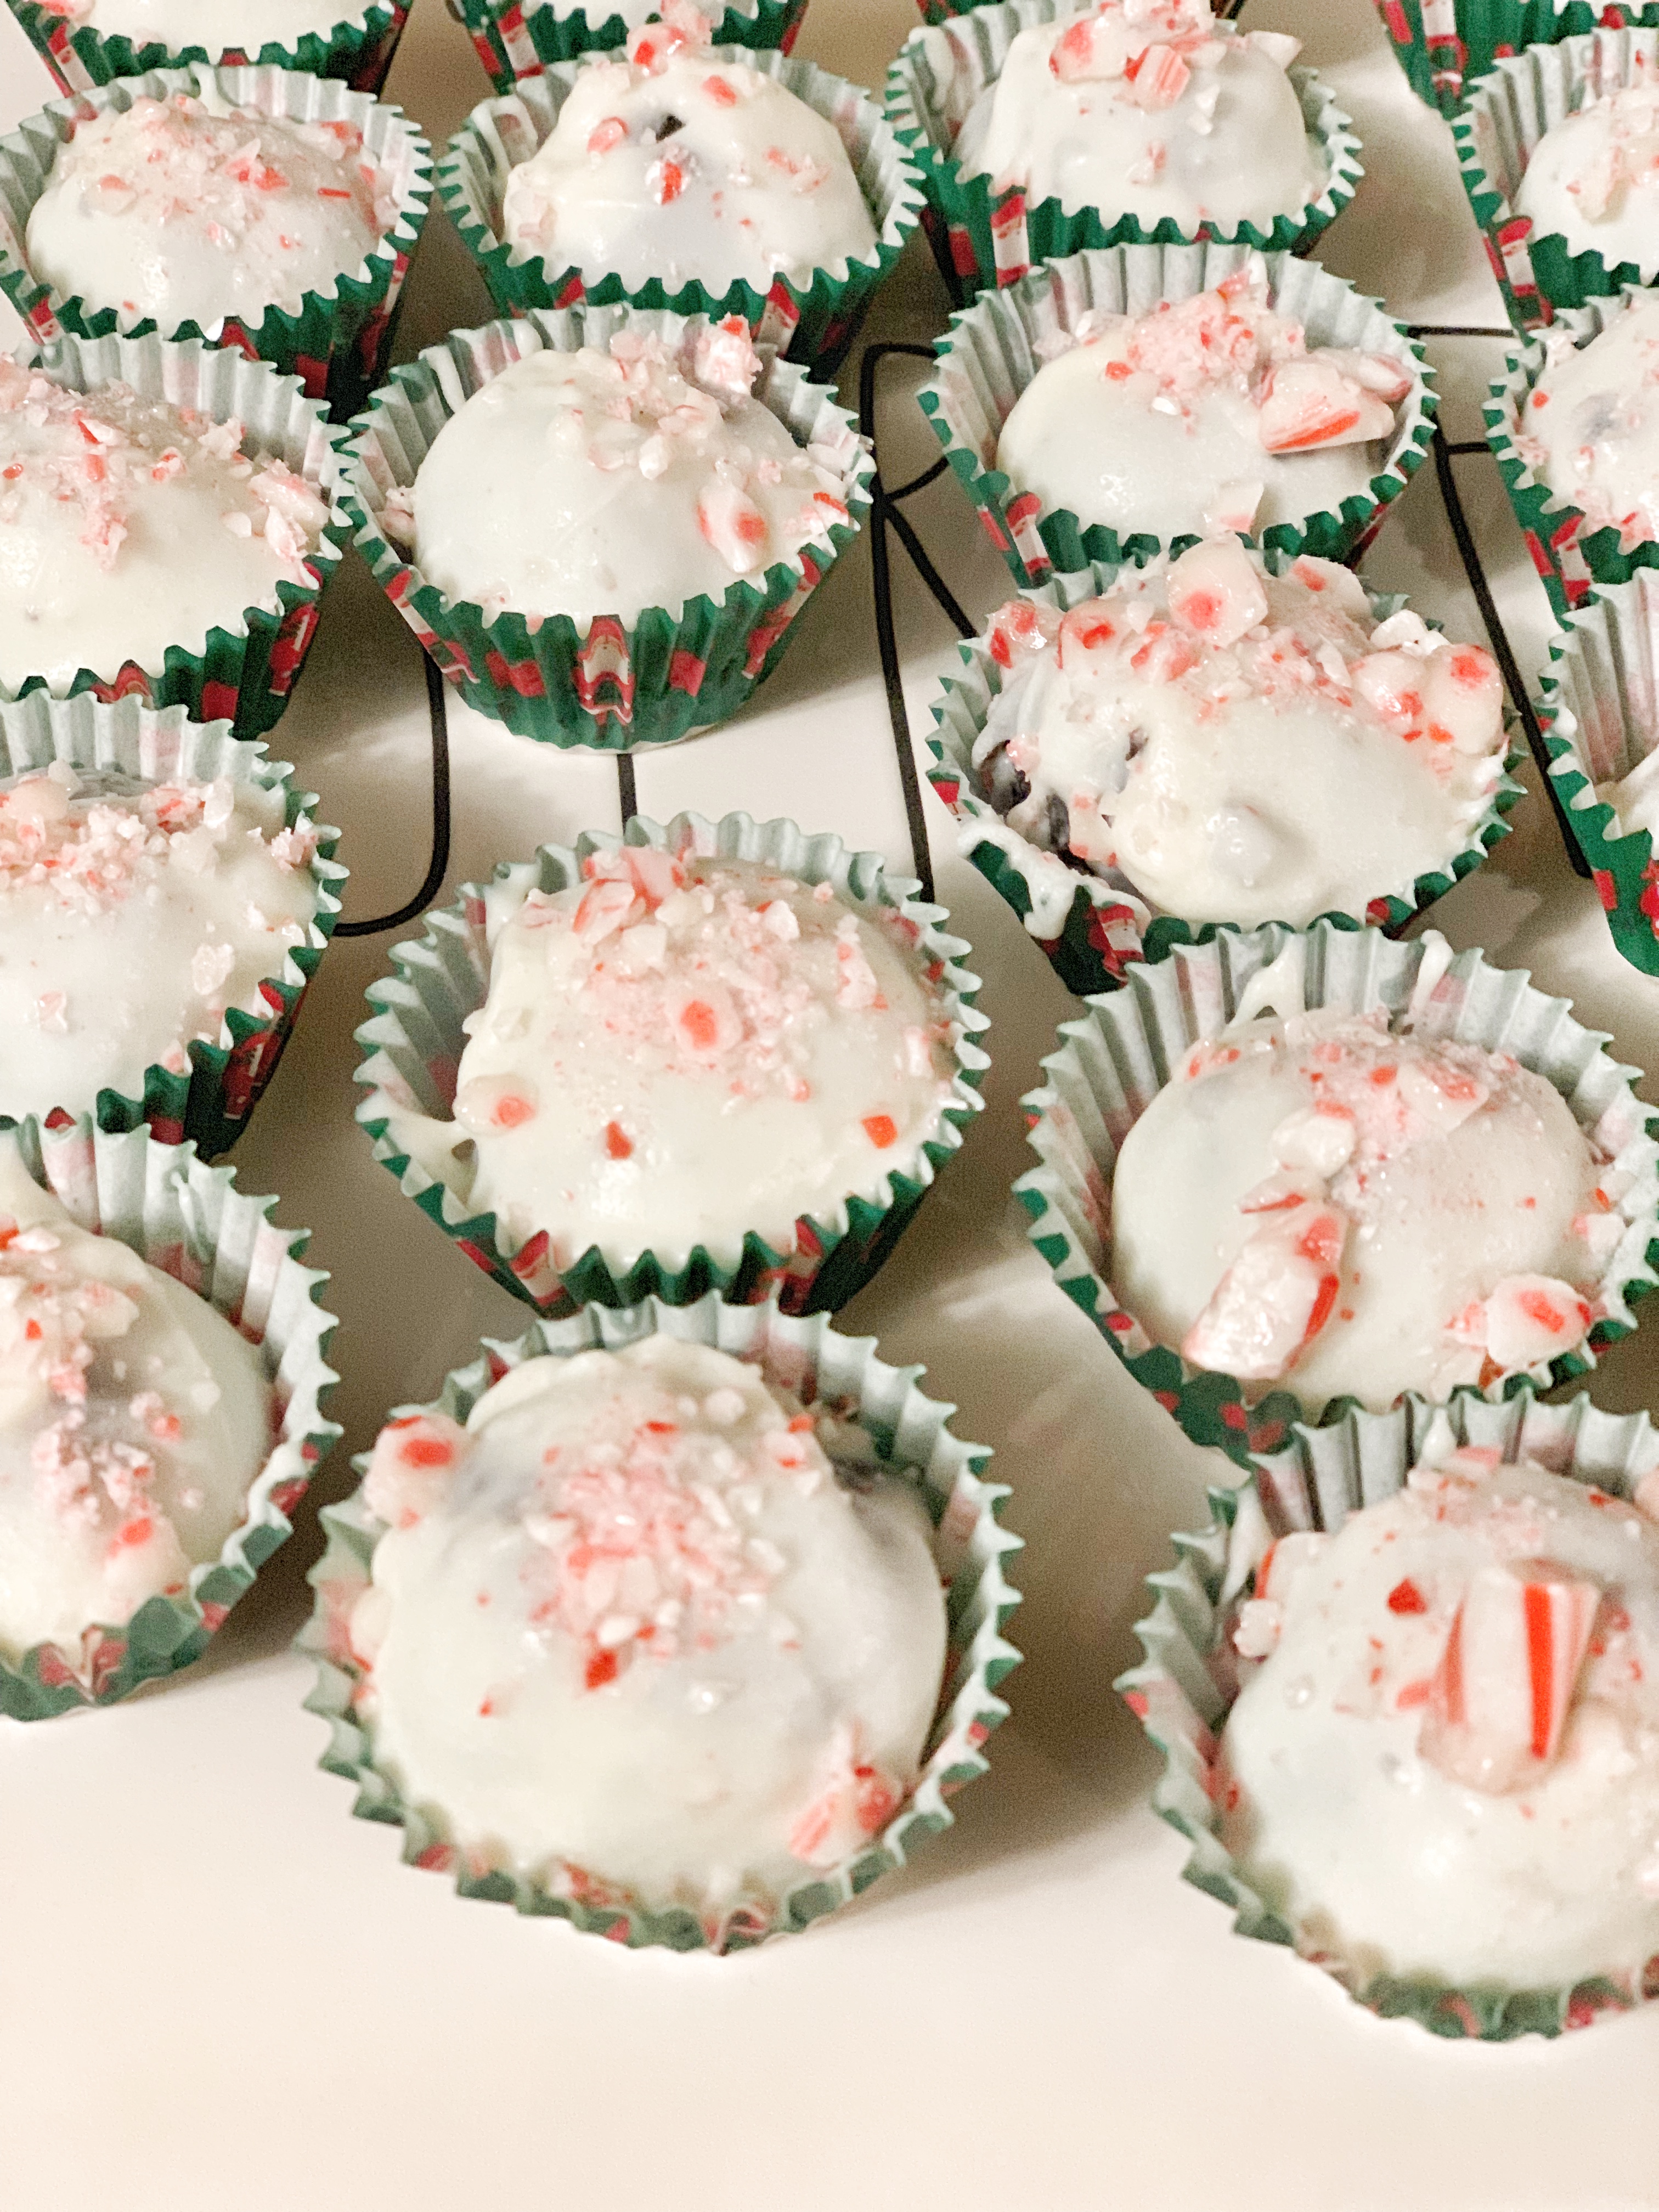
[336,648,455,938]
[617,750,638,828]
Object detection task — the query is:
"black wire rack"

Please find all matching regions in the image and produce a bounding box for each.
[331,315,1588,942]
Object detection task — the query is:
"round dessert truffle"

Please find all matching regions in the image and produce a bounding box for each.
[1514,81,1659,283]
[1218,1444,1659,1994]
[348,1336,949,1910]
[0,760,321,1119]
[499,7,878,296]
[972,539,1506,929]
[24,89,400,336]
[1515,291,1659,560]
[385,840,961,1271]
[0,1144,273,1664]
[994,261,1412,545]
[1109,1005,1617,1414]
[27,0,366,58]
[0,356,331,696]
[951,0,1325,238]
[407,318,849,624]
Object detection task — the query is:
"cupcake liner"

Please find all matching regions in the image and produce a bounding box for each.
[457,0,808,95]
[884,1,1362,309]
[1014,919,1659,1468]
[437,50,924,379]
[1372,0,1659,121]
[1483,289,1659,616]
[5,0,410,95]
[3,330,350,742]
[341,303,871,748]
[918,244,1437,589]
[0,1115,339,1720]
[353,809,990,1317]
[0,691,346,1156]
[298,1290,1022,1951]
[1119,1386,1659,2036]
[1536,569,1659,974]
[1454,30,1659,327]
[0,64,435,422]
[926,551,1525,998]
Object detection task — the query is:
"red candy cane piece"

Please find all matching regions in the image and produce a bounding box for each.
[363,1412,472,1531]
[696,479,770,572]
[1182,1199,1349,1381]
[1420,1562,1601,1793]
[1482,1273,1595,1372]
[987,596,1062,669]
[1166,537,1269,651]
[1128,42,1191,108]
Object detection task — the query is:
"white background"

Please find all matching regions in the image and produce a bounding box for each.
[3,2,1659,2206]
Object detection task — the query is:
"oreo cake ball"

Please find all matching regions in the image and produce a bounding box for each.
[499,4,878,298]
[951,0,1325,241]
[347,1336,948,1923]
[1514,291,1659,561]
[1109,1006,1619,1414]
[995,262,1413,545]
[1515,80,1659,285]
[974,537,1507,930]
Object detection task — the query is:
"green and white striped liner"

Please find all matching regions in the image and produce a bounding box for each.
[299,1290,1022,1951]
[458,0,807,97]
[1120,1386,1659,2037]
[5,0,409,96]
[1015,919,1659,1468]
[1371,0,1659,121]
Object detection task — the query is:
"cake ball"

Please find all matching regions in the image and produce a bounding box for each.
[405,318,849,625]
[994,261,1411,545]
[0,356,331,695]
[1218,1444,1659,1994]
[1515,81,1659,283]
[972,539,1506,929]
[0,1144,273,1665]
[25,89,401,336]
[951,0,1325,238]
[348,1336,949,1912]
[500,5,878,296]
[1109,1005,1617,1414]
[383,840,960,1272]
[26,0,369,59]
[1515,292,1659,558]
[0,761,320,1119]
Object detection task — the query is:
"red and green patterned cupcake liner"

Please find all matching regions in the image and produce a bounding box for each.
[1373,0,1659,119]
[919,242,1437,591]
[0,1115,339,1721]
[1015,918,1659,1470]
[458,0,806,94]
[927,551,1524,1000]
[437,49,922,379]
[298,1290,1020,1951]
[5,0,409,94]
[0,63,434,422]
[884,0,1361,308]
[353,809,990,1318]
[3,331,349,742]
[1121,1385,1659,2035]
[341,303,870,748]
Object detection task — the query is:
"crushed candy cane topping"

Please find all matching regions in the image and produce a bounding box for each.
[1518,291,1659,559]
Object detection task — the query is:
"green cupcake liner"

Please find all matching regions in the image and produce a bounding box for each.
[341,302,871,748]
[0,1115,339,1720]
[5,0,410,94]
[1483,289,1659,617]
[458,0,808,95]
[4,330,350,741]
[1120,1386,1659,2036]
[919,243,1437,590]
[884,1,1361,309]
[353,808,991,1317]
[437,49,923,379]
[0,691,346,1156]
[1014,918,1659,1468]
[0,64,435,422]
[1372,0,1659,120]
[298,1290,1021,1951]
[926,550,1525,998]
[1454,30,1659,327]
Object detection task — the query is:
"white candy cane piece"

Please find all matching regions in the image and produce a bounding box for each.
[1483,1274,1595,1371]
[1420,1561,1600,1793]
[987,596,1062,668]
[1418,640,1504,754]
[696,479,770,573]
[1245,27,1302,68]
[1049,12,1129,82]
[1256,359,1397,455]
[1128,43,1190,108]
[1166,537,1269,650]
[1202,479,1264,534]
[364,1412,473,1531]
[1317,347,1415,405]
[1182,1199,1348,1381]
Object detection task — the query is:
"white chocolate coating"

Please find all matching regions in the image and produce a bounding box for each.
[972,541,1506,929]
[952,0,1325,234]
[0,1148,272,1663]
[1515,83,1659,283]
[501,40,877,294]
[1220,1452,1659,1991]
[0,359,331,694]
[994,263,1403,544]
[353,1337,947,1911]
[1110,1007,1612,1413]
[26,92,397,335]
[1517,291,1659,556]
[386,847,959,1273]
[408,323,848,625]
[32,0,364,53]
[0,764,320,1118]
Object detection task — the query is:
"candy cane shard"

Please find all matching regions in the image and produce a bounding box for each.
[1481,1273,1595,1372]
[1419,1561,1601,1794]
[1256,359,1397,455]
[1166,536,1269,651]
[1182,1198,1348,1381]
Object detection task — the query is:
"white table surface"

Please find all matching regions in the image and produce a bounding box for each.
[4,5,1659,2207]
